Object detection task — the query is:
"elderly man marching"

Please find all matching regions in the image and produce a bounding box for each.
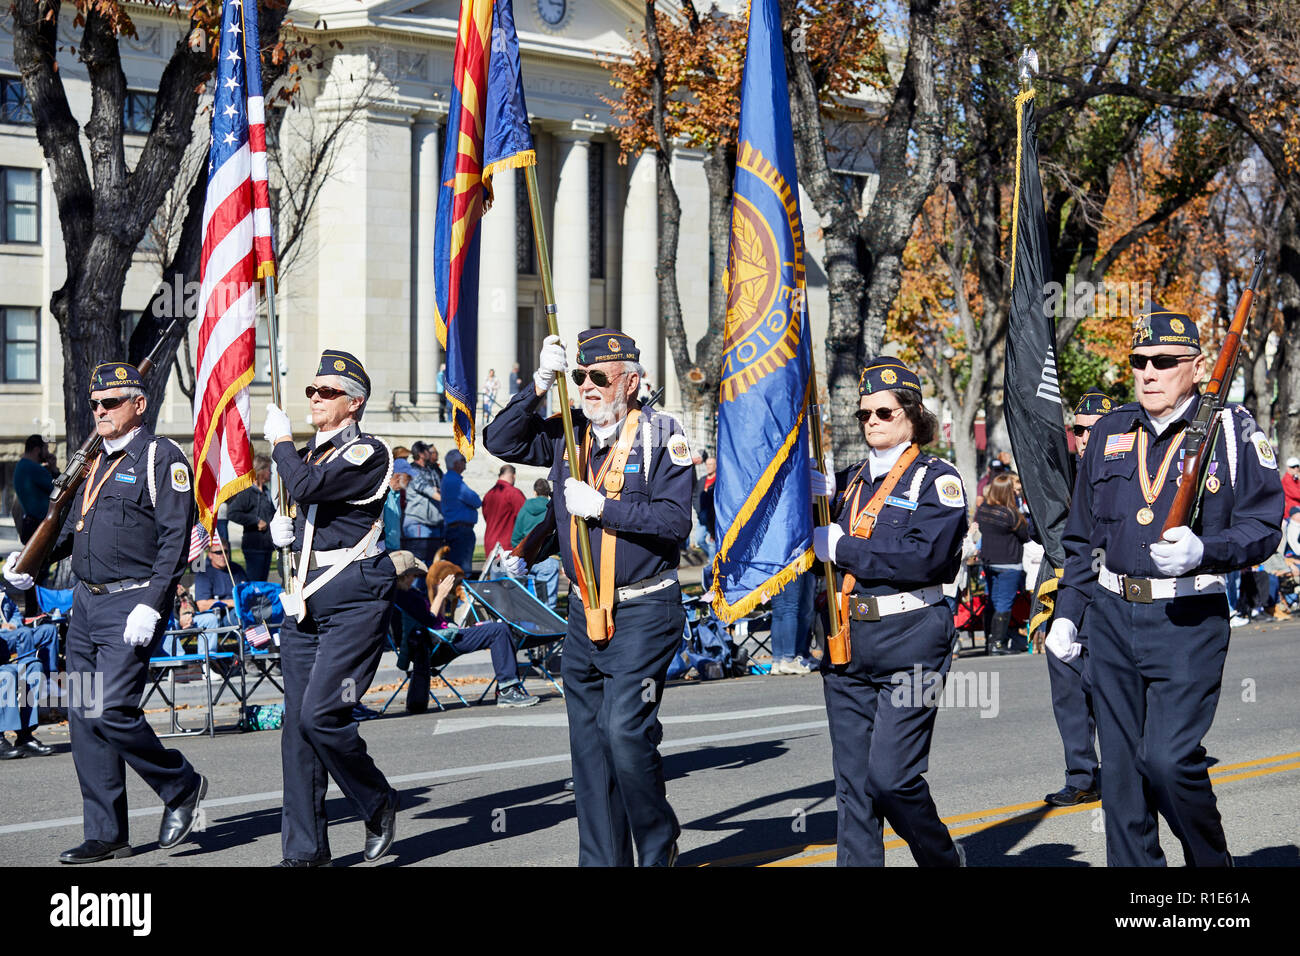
[3,363,206,863]
[484,329,695,866]
[262,350,399,866]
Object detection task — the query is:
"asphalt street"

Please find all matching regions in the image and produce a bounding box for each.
[1,617,1297,867]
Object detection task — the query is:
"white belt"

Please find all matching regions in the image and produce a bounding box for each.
[1099,566,1225,603]
[311,541,385,566]
[615,572,678,604]
[848,585,945,621]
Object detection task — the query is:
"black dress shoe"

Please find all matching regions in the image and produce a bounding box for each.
[13,736,54,757]
[562,778,575,791]
[0,739,25,760]
[276,857,331,867]
[60,840,132,863]
[159,774,207,849]
[1044,784,1100,807]
[363,789,399,861]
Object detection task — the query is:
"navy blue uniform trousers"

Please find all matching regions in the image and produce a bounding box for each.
[66,585,200,844]
[563,585,684,866]
[1047,639,1099,791]
[280,556,396,862]
[822,603,960,867]
[1088,588,1231,866]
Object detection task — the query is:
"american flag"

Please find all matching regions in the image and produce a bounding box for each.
[193,0,276,533]
[188,523,211,564]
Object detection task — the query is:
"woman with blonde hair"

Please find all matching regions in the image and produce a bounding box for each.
[975,472,1034,655]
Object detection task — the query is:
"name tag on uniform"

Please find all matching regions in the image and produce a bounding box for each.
[113,473,138,484]
[884,495,917,511]
[624,463,640,473]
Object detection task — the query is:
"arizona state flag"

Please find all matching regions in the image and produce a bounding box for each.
[434,0,536,458]
[1005,67,1075,634]
[710,0,814,622]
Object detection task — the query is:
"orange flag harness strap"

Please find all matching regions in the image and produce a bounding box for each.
[831,443,921,655]
[568,408,642,644]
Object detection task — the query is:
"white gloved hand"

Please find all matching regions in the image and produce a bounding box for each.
[812,524,843,563]
[504,553,528,577]
[534,334,568,393]
[263,403,293,444]
[3,552,34,592]
[270,515,295,548]
[809,457,835,500]
[1045,618,1081,662]
[123,604,161,647]
[1150,525,1205,577]
[564,478,606,520]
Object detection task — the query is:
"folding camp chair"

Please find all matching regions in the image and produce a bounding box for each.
[379,624,470,714]
[728,608,773,673]
[231,581,286,701]
[460,577,566,699]
[143,624,242,737]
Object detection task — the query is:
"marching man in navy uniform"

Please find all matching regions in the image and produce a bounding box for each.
[1047,311,1283,865]
[484,329,694,866]
[263,350,400,866]
[810,358,968,867]
[1041,388,1111,809]
[3,363,207,863]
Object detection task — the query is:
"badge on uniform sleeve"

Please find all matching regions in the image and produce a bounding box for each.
[935,475,964,508]
[668,435,692,466]
[1251,431,1277,470]
[344,443,374,465]
[170,463,190,492]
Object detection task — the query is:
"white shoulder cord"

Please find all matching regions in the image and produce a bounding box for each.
[1221,408,1238,491]
[147,441,158,507]
[906,462,930,502]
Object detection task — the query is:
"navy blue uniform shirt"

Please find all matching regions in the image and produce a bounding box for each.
[482,387,694,588]
[272,422,391,552]
[51,428,196,618]
[1056,398,1283,627]
[828,451,969,594]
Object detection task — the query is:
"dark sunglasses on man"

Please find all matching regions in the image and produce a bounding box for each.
[1128,353,1196,371]
[88,396,136,411]
[1072,424,1091,438]
[305,385,348,400]
[855,406,899,423]
[571,368,619,388]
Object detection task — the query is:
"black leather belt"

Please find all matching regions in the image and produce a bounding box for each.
[84,578,149,596]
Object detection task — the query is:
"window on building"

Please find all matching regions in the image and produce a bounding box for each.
[2,306,40,383]
[1,167,40,244]
[123,90,157,135]
[0,75,34,125]
[515,166,536,274]
[588,141,605,279]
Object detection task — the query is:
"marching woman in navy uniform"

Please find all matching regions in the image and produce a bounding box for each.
[263,350,399,866]
[3,363,206,863]
[484,329,694,866]
[1047,312,1282,866]
[810,358,968,867]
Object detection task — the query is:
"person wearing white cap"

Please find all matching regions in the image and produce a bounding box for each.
[1283,455,1300,520]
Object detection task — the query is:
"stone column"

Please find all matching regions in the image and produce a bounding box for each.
[477,161,518,406]
[413,114,442,404]
[552,123,601,350]
[621,149,659,384]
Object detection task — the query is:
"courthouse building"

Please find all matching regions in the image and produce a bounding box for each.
[0,0,881,498]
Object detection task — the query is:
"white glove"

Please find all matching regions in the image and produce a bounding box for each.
[1045,618,1081,662]
[3,552,34,592]
[809,457,835,500]
[504,553,528,577]
[263,403,293,444]
[1150,525,1204,577]
[534,334,568,393]
[812,524,843,563]
[564,478,605,520]
[123,604,161,647]
[270,514,295,548]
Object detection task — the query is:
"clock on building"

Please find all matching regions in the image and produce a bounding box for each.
[537,0,568,28]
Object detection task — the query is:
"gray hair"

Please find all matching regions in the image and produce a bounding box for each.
[117,386,146,399]
[326,374,368,420]
[621,361,646,380]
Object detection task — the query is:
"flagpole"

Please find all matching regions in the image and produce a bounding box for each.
[263,274,295,593]
[807,351,846,665]
[521,165,600,610]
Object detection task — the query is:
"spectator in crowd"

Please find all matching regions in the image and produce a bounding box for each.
[481,369,500,424]
[436,363,448,423]
[191,538,248,655]
[511,479,560,609]
[975,455,1010,507]
[12,433,57,543]
[508,363,524,396]
[393,446,411,462]
[385,465,411,551]
[1283,456,1300,520]
[392,551,538,707]
[692,450,716,558]
[768,569,816,674]
[976,472,1034,655]
[227,453,277,582]
[441,449,482,573]
[402,441,444,567]
[483,465,526,557]
[0,593,57,759]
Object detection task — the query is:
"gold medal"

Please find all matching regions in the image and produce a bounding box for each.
[1136,507,1154,525]
[1206,475,1220,494]
[76,519,85,532]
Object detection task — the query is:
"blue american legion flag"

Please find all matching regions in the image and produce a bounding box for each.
[710,0,815,622]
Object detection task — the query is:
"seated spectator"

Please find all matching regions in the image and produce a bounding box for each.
[191,538,248,655]
[976,473,1034,655]
[511,479,560,609]
[391,550,538,708]
[0,593,57,759]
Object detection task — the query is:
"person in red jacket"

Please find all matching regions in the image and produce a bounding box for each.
[482,464,526,556]
[1283,456,1300,520]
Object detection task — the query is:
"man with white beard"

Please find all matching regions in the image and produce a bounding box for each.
[484,329,695,866]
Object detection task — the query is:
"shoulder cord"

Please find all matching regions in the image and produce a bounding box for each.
[147,441,158,507]
[1221,408,1238,490]
[906,463,930,502]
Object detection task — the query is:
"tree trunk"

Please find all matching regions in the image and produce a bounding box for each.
[1275,197,1300,463]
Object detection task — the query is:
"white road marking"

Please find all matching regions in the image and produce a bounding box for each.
[432,704,823,735]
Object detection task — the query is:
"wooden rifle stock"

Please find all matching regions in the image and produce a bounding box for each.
[1161,252,1265,534]
[12,318,182,582]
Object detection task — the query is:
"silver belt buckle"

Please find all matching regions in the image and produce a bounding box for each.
[850,595,880,622]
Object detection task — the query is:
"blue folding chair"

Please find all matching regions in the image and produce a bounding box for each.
[144,624,242,737]
[460,577,566,700]
[231,581,286,700]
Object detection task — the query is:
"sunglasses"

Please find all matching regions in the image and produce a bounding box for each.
[88,396,134,411]
[1128,353,1196,371]
[571,369,618,388]
[1072,424,1094,438]
[305,385,348,400]
[855,406,900,423]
